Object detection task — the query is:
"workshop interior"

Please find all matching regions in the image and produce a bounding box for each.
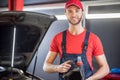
[0,0,120,80]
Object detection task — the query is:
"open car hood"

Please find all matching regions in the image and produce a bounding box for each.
[0,11,57,72]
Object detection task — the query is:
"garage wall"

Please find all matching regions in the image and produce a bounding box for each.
[86,18,120,71]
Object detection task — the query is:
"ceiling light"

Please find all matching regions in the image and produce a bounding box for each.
[86,13,120,19]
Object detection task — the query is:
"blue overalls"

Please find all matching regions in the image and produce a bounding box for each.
[59,30,93,80]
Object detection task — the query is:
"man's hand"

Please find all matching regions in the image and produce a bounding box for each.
[56,60,73,73]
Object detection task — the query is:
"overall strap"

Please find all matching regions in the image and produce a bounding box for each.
[82,31,90,53]
[81,31,93,79]
[62,30,67,54]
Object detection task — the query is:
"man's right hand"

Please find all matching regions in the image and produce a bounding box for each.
[56,60,73,73]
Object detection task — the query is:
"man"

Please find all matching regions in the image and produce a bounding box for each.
[43,0,109,80]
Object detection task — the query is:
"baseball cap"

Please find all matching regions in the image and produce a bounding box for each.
[65,0,83,11]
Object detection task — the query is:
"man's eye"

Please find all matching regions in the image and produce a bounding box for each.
[76,10,79,13]
[68,10,72,13]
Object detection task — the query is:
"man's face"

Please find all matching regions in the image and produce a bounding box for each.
[65,5,83,25]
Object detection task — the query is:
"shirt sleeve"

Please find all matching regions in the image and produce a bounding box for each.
[49,35,59,53]
[93,35,104,56]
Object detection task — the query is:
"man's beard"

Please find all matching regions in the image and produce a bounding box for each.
[68,17,82,25]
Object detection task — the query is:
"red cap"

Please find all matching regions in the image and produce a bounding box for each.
[65,0,83,11]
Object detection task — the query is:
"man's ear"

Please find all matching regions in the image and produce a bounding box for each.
[82,11,85,27]
[82,11,84,15]
[65,9,67,16]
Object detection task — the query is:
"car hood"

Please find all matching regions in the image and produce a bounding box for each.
[0,11,57,72]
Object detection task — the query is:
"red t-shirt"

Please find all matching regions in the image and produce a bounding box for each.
[50,29,104,70]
